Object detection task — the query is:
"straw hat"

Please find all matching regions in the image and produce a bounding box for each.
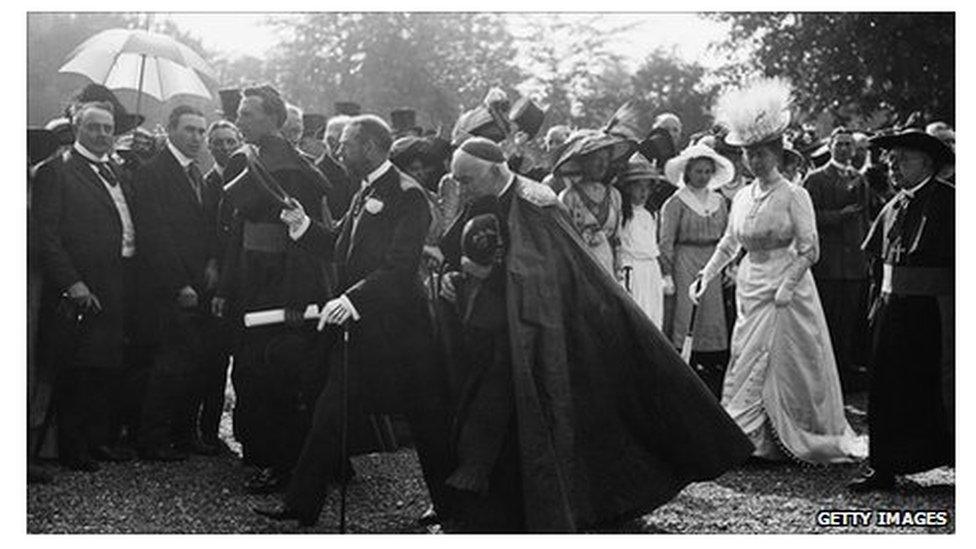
[664,144,735,189]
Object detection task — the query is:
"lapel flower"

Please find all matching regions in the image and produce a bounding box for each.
[365,197,385,214]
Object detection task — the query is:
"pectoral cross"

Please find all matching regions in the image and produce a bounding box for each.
[890,241,907,263]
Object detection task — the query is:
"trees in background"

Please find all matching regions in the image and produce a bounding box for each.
[711,12,954,126]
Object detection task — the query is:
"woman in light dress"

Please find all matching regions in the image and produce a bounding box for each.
[659,144,735,397]
[615,154,665,326]
[555,130,633,276]
[691,78,865,464]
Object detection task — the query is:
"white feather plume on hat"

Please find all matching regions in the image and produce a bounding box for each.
[714,77,793,147]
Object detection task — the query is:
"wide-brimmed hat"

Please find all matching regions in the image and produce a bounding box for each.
[782,143,805,167]
[664,143,735,189]
[616,153,667,186]
[553,130,636,177]
[870,128,954,167]
[715,77,792,148]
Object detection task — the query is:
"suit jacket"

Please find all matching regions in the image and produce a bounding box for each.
[204,166,236,269]
[315,153,356,219]
[134,147,219,299]
[295,164,436,411]
[30,149,148,369]
[802,162,870,279]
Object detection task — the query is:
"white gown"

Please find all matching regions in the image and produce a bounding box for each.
[617,206,664,327]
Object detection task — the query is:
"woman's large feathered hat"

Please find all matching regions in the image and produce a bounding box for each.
[714,77,793,147]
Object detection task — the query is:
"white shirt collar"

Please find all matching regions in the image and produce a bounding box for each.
[166,139,194,168]
[74,142,109,164]
[213,164,225,178]
[362,160,393,188]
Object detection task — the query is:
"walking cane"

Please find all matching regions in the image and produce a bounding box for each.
[681,278,702,364]
[339,324,350,534]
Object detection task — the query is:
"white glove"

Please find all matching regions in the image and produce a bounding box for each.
[317,295,360,331]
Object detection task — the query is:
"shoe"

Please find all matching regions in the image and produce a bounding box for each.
[848,469,896,493]
[253,503,318,527]
[201,438,237,457]
[245,467,288,495]
[93,444,137,462]
[140,446,189,462]
[60,457,100,472]
[418,504,439,527]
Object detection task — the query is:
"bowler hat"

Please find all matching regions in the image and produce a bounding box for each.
[870,129,954,168]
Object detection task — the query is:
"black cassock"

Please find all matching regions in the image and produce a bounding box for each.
[862,176,954,474]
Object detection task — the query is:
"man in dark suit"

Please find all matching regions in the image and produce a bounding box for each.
[134,105,223,460]
[31,102,145,471]
[254,115,454,527]
[199,120,243,454]
[802,127,871,391]
[215,85,332,493]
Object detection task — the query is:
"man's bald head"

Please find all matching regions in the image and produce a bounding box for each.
[451,137,512,205]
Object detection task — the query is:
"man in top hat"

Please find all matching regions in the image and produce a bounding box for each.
[215,85,333,493]
[801,127,872,391]
[31,98,155,471]
[431,138,751,532]
[133,105,224,460]
[849,129,954,492]
[390,108,422,140]
[255,114,455,527]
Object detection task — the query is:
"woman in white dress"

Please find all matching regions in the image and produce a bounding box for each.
[691,78,865,465]
[615,154,665,326]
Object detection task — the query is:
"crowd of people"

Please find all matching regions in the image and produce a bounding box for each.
[26,74,954,531]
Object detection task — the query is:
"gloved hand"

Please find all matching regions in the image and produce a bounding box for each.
[688,276,706,305]
[774,284,795,307]
[280,197,309,236]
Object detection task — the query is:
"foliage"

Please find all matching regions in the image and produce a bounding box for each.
[264,13,523,128]
[709,12,954,125]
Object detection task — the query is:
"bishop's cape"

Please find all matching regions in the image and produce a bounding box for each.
[441,176,753,532]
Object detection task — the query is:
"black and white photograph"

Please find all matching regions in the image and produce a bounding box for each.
[17,2,964,538]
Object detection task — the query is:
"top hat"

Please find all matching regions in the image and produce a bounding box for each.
[390,108,418,133]
[219,88,242,122]
[636,127,677,167]
[509,98,546,140]
[334,101,362,117]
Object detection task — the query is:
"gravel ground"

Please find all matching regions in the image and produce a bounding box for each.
[27,391,954,534]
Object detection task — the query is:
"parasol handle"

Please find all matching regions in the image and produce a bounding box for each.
[135,53,147,117]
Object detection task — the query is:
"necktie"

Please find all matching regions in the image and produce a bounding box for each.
[93,162,119,187]
[187,163,204,204]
